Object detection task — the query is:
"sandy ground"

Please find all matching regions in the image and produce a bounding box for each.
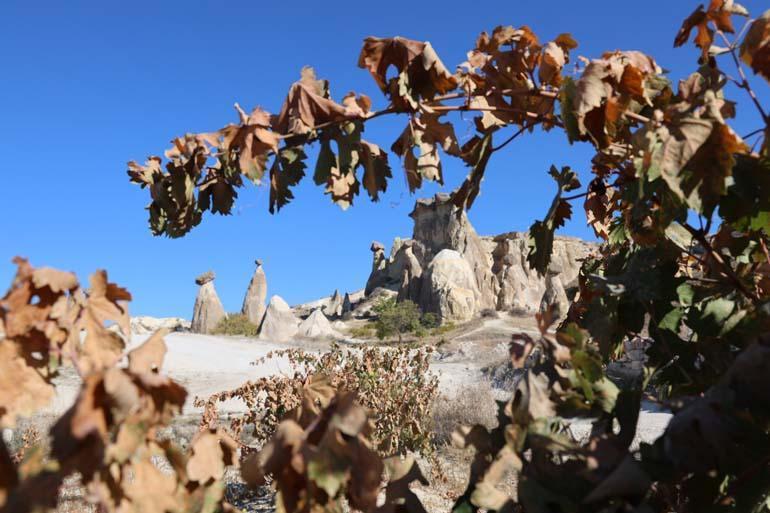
[39,314,671,448]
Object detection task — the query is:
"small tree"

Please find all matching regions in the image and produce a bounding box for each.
[372,298,422,342]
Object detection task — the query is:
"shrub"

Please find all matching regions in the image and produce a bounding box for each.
[479,308,499,319]
[420,311,439,329]
[212,313,259,336]
[372,297,422,342]
[431,381,498,446]
[347,323,375,339]
[197,343,439,455]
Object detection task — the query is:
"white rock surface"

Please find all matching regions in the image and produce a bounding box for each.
[259,295,299,342]
[241,260,267,325]
[130,316,190,334]
[191,276,226,334]
[297,309,341,339]
[421,249,479,323]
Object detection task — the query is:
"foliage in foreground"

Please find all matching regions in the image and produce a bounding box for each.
[3,2,770,512]
[0,259,238,513]
[126,1,770,511]
[212,313,260,337]
[196,344,439,456]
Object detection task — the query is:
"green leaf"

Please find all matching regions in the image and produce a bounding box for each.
[269,146,308,213]
[720,155,770,233]
[526,165,581,275]
[314,138,336,185]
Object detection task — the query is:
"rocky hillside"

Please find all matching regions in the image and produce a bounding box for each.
[365,193,595,322]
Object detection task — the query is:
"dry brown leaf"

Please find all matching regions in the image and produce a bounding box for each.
[274,67,352,135]
[740,9,770,82]
[674,0,747,58]
[127,329,168,374]
[358,37,457,110]
[0,343,54,428]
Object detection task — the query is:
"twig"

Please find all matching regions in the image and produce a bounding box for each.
[683,223,760,302]
[718,30,770,124]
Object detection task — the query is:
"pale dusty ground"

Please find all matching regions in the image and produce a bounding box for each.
[42,314,671,446]
[16,314,673,513]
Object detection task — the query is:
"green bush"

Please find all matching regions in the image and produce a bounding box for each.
[212,313,259,336]
[420,311,439,329]
[373,298,423,342]
[347,324,375,339]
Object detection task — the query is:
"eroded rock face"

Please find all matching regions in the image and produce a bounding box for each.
[259,295,299,342]
[539,271,569,321]
[420,249,479,323]
[410,195,498,310]
[490,233,592,313]
[364,195,594,321]
[241,260,267,325]
[191,272,226,334]
[324,290,343,318]
[297,309,340,339]
[131,316,190,335]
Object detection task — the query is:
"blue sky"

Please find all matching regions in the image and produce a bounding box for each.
[1,1,768,318]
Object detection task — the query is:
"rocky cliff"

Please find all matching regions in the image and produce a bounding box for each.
[366,194,595,321]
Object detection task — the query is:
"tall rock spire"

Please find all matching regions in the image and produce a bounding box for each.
[242,259,267,325]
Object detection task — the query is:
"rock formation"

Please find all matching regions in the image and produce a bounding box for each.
[297,308,341,339]
[538,267,569,321]
[341,292,353,319]
[130,316,190,335]
[241,259,267,325]
[191,271,226,334]
[324,289,343,317]
[365,194,594,322]
[258,295,299,342]
[420,249,479,323]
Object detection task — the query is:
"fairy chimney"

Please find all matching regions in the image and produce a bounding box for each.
[191,271,226,334]
[241,259,267,325]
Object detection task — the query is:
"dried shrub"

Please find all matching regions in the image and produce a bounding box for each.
[431,381,498,446]
[196,343,439,455]
[212,313,260,337]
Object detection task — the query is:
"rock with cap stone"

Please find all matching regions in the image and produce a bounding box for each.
[191,271,226,334]
[241,259,267,325]
[258,295,299,342]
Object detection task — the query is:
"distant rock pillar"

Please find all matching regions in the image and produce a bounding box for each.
[191,271,226,334]
[365,241,387,295]
[341,292,353,319]
[324,289,343,318]
[538,264,569,321]
[241,259,267,325]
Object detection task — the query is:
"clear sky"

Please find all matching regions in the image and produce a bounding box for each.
[1,1,768,318]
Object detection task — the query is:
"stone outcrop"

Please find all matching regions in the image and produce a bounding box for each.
[538,269,569,320]
[241,259,267,325]
[130,316,190,335]
[191,271,226,334]
[491,232,590,313]
[324,290,343,318]
[365,194,594,322]
[297,309,341,339]
[420,249,479,323]
[341,292,353,319]
[258,295,299,342]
